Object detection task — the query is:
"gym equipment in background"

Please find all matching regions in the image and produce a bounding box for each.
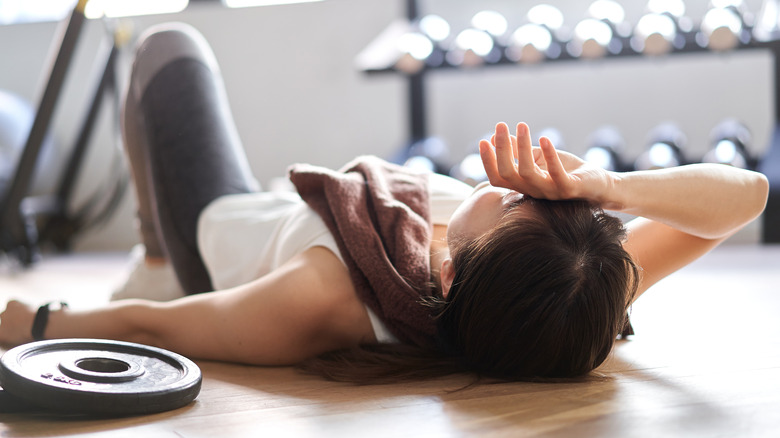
[358,0,779,70]
[449,153,487,186]
[0,91,56,200]
[526,4,568,48]
[394,30,434,75]
[0,339,201,416]
[632,4,685,55]
[699,1,752,51]
[507,22,555,64]
[399,136,451,175]
[583,126,629,172]
[754,0,780,41]
[417,14,450,69]
[447,11,507,67]
[587,0,633,56]
[0,0,129,266]
[635,122,688,170]
[471,10,509,64]
[507,4,566,63]
[569,16,614,59]
[703,118,756,168]
[535,126,567,151]
[570,1,632,60]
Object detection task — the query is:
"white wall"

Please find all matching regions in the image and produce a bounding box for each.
[0,0,772,251]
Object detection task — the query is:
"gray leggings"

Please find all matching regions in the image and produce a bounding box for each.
[122,23,258,294]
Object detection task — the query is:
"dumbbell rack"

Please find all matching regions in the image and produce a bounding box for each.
[358,2,780,244]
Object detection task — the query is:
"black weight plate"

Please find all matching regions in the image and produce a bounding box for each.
[0,388,39,413]
[0,339,201,416]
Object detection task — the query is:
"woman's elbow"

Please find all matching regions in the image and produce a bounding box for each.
[749,171,770,220]
[728,171,770,238]
[707,170,769,240]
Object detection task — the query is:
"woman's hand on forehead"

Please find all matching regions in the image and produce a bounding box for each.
[478,122,613,204]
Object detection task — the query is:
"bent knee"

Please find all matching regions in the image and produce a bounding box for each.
[129,22,219,97]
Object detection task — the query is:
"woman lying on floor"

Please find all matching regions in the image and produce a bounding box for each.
[0,23,769,383]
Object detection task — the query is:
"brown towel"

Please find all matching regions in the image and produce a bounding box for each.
[289,156,436,347]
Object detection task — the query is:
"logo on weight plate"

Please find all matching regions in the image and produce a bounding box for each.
[41,372,82,386]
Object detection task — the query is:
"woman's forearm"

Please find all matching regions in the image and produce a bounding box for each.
[45,300,163,347]
[604,164,769,239]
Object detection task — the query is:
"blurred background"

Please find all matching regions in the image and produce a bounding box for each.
[0,0,774,254]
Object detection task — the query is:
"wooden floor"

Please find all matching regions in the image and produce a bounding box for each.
[0,244,779,437]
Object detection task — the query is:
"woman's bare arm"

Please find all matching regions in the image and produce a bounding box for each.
[604,165,767,299]
[479,122,769,300]
[607,164,768,239]
[0,247,376,365]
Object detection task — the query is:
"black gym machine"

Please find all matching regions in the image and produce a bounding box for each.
[0,0,129,267]
[365,0,780,244]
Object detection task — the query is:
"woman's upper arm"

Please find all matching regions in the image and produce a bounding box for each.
[151,247,375,365]
[621,217,727,302]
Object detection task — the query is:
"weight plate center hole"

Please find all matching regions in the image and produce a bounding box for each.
[76,357,131,374]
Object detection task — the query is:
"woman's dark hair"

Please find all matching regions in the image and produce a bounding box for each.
[432,198,638,380]
[299,198,639,383]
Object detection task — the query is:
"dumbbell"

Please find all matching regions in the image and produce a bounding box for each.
[507,5,566,63]
[447,10,507,67]
[449,126,565,185]
[450,153,488,186]
[589,0,633,38]
[754,0,780,41]
[631,0,694,55]
[536,126,567,151]
[568,1,631,58]
[507,23,555,63]
[569,18,614,59]
[583,126,628,171]
[417,14,451,67]
[702,118,755,169]
[394,31,434,74]
[635,122,687,170]
[698,1,752,51]
[399,137,452,175]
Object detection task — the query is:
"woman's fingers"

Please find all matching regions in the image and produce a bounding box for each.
[479,139,515,189]
[515,123,537,174]
[540,137,575,198]
[479,122,596,201]
[539,137,566,180]
[493,123,520,183]
[492,132,520,161]
[481,122,567,196]
[479,139,501,184]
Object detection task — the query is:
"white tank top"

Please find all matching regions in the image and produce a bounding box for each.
[197,172,472,342]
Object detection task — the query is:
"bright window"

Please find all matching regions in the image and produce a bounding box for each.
[224,0,323,8]
[85,0,189,19]
[0,0,75,24]
[0,0,191,24]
